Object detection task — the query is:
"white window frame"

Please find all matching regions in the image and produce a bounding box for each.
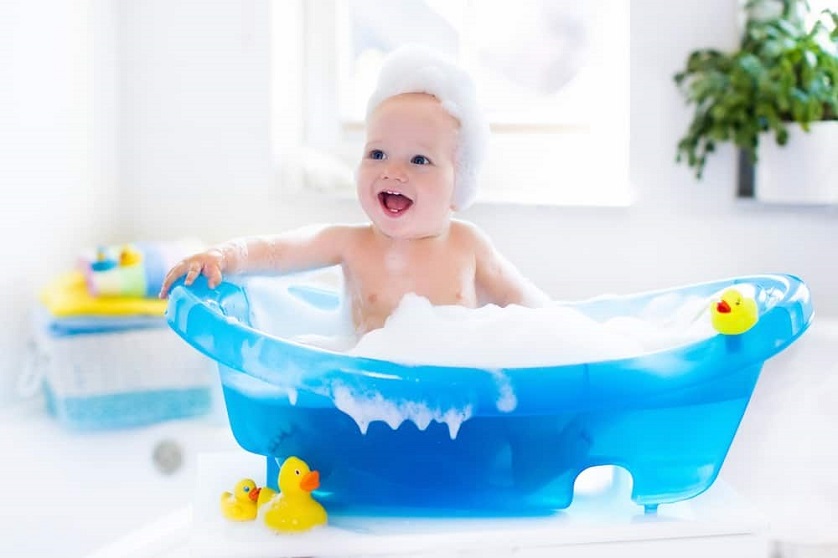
[271,0,631,207]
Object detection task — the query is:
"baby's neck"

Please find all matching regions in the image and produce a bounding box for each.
[371,222,452,247]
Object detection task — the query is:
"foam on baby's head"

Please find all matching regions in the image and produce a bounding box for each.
[365,45,490,211]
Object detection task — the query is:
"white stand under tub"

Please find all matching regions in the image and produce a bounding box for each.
[89,450,769,558]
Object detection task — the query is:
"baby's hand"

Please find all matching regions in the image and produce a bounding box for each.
[158,249,225,298]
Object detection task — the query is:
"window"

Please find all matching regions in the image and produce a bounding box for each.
[272,0,630,207]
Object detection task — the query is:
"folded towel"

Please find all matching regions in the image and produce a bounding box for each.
[40,271,168,318]
[35,305,166,337]
[79,240,203,298]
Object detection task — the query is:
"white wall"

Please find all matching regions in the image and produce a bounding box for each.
[118,0,274,241]
[0,0,119,405]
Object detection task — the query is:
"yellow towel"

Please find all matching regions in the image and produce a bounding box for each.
[40,271,167,318]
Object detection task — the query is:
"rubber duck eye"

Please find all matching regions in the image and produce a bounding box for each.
[295,469,300,475]
[243,486,250,492]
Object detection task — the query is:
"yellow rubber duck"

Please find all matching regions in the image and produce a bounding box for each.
[220,478,270,521]
[711,288,758,335]
[119,245,143,266]
[263,456,327,533]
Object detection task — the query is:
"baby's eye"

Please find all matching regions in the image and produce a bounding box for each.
[368,149,385,160]
[411,155,431,165]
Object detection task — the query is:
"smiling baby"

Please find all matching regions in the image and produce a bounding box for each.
[159,45,549,334]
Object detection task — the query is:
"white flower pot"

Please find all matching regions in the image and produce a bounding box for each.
[755,121,838,205]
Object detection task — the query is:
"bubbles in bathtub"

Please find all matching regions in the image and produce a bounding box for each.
[345,293,715,369]
[490,370,517,413]
[331,384,473,439]
[231,281,724,439]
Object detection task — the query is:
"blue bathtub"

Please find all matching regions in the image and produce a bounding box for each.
[166,273,812,514]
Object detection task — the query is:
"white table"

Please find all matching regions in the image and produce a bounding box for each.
[90,450,771,558]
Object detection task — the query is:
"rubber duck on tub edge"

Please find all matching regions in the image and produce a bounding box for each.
[711,288,759,335]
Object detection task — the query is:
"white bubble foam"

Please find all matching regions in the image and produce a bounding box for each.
[347,293,716,370]
[331,384,473,439]
[233,281,721,440]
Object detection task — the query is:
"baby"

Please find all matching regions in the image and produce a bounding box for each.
[159,46,550,335]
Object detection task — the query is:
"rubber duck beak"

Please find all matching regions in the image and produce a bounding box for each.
[300,470,320,492]
[249,487,261,502]
[716,300,731,314]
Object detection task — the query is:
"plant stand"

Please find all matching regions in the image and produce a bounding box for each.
[754,121,838,205]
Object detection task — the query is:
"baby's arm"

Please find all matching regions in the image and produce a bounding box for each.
[469,223,551,308]
[158,225,350,298]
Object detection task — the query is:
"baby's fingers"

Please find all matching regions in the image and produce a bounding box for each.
[159,263,187,298]
[206,265,223,289]
[184,261,203,286]
[159,251,225,299]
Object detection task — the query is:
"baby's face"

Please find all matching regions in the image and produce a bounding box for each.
[357,93,459,240]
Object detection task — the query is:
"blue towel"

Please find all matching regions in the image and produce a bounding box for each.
[35,306,167,337]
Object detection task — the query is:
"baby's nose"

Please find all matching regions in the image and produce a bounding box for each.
[381,161,407,182]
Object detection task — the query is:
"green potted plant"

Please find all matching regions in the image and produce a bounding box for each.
[674,0,837,201]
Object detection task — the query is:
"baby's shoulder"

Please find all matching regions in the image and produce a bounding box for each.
[449,219,491,247]
[449,218,477,236]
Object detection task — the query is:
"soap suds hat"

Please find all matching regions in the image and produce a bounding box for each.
[365,45,490,211]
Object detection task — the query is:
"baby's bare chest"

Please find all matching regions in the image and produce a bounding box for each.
[344,249,478,331]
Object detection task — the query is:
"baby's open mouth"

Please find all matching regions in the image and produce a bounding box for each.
[378,191,414,215]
